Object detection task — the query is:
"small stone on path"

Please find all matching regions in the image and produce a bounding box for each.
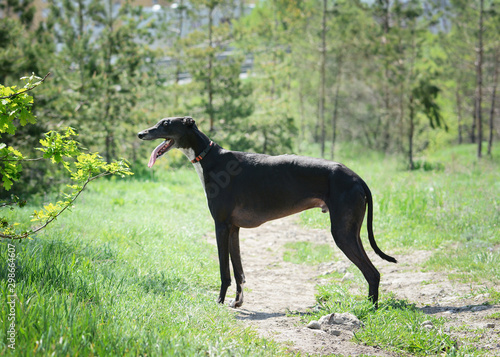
[306,321,321,330]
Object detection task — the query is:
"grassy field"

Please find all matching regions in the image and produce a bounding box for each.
[0,170,283,356]
[1,143,499,356]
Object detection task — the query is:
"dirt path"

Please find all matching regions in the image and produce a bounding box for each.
[229,214,500,356]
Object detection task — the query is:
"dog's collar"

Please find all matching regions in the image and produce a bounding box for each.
[191,141,214,163]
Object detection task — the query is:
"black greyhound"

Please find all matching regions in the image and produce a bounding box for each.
[138,116,397,308]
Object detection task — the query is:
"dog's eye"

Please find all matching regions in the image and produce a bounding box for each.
[163,120,170,126]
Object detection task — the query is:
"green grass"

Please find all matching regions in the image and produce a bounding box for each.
[487,312,500,320]
[300,144,500,283]
[0,169,284,356]
[283,241,336,265]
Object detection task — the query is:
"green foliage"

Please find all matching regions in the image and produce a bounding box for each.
[0,76,132,240]
[0,145,23,191]
[38,128,80,164]
[0,87,35,135]
[0,74,43,191]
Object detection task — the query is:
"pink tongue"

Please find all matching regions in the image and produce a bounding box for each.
[148,141,168,168]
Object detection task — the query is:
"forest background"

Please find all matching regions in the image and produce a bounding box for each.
[1,0,499,195]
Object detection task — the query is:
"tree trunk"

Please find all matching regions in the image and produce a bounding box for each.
[487,47,499,156]
[382,0,391,152]
[240,0,245,18]
[475,0,484,158]
[319,0,327,157]
[298,83,306,153]
[455,84,464,144]
[175,0,185,85]
[471,99,477,143]
[78,0,85,92]
[331,54,342,160]
[208,5,215,132]
[104,0,115,163]
[408,94,415,170]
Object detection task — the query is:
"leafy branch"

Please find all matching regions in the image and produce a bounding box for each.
[1,75,133,240]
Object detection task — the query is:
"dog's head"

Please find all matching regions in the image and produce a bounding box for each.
[137,116,197,168]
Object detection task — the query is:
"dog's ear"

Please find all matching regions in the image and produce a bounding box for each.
[182,116,195,127]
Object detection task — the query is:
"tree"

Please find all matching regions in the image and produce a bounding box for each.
[46,0,156,163]
[475,0,485,158]
[235,0,305,153]
[181,0,255,148]
[0,0,56,194]
[446,0,499,156]
[371,0,395,151]
[181,0,234,132]
[367,0,447,168]
[486,0,500,155]
[318,0,327,157]
[0,75,131,240]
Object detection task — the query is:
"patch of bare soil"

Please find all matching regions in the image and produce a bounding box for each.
[226,214,500,356]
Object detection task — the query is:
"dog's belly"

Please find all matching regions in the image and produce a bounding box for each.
[230,198,327,228]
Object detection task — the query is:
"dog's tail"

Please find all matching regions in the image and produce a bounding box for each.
[361,180,397,263]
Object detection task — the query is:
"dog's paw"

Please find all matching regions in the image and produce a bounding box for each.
[229,299,243,309]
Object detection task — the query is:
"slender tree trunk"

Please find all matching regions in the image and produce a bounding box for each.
[398,78,406,153]
[263,130,268,153]
[331,54,342,160]
[407,15,417,171]
[475,0,484,158]
[175,0,185,85]
[298,83,306,153]
[397,12,406,154]
[471,99,477,143]
[314,96,320,142]
[239,0,245,18]
[173,0,185,110]
[208,5,215,132]
[455,84,464,144]
[382,0,391,151]
[408,94,415,170]
[77,0,85,92]
[319,0,327,157]
[488,48,499,156]
[270,0,278,99]
[104,0,115,163]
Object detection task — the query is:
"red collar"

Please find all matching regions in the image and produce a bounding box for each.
[191,141,214,163]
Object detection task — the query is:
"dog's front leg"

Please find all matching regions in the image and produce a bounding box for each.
[215,223,231,305]
[229,225,245,308]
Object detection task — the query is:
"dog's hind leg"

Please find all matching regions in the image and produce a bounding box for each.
[229,225,245,308]
[215,223,232,305]
[327,190,381,306]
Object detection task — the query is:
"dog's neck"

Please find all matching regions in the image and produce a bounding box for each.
[177,128,214,193]
[177,127,213,162]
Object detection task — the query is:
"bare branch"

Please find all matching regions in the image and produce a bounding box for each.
[0,72,51,100]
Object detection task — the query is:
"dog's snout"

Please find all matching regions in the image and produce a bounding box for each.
[138,131,146,139]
